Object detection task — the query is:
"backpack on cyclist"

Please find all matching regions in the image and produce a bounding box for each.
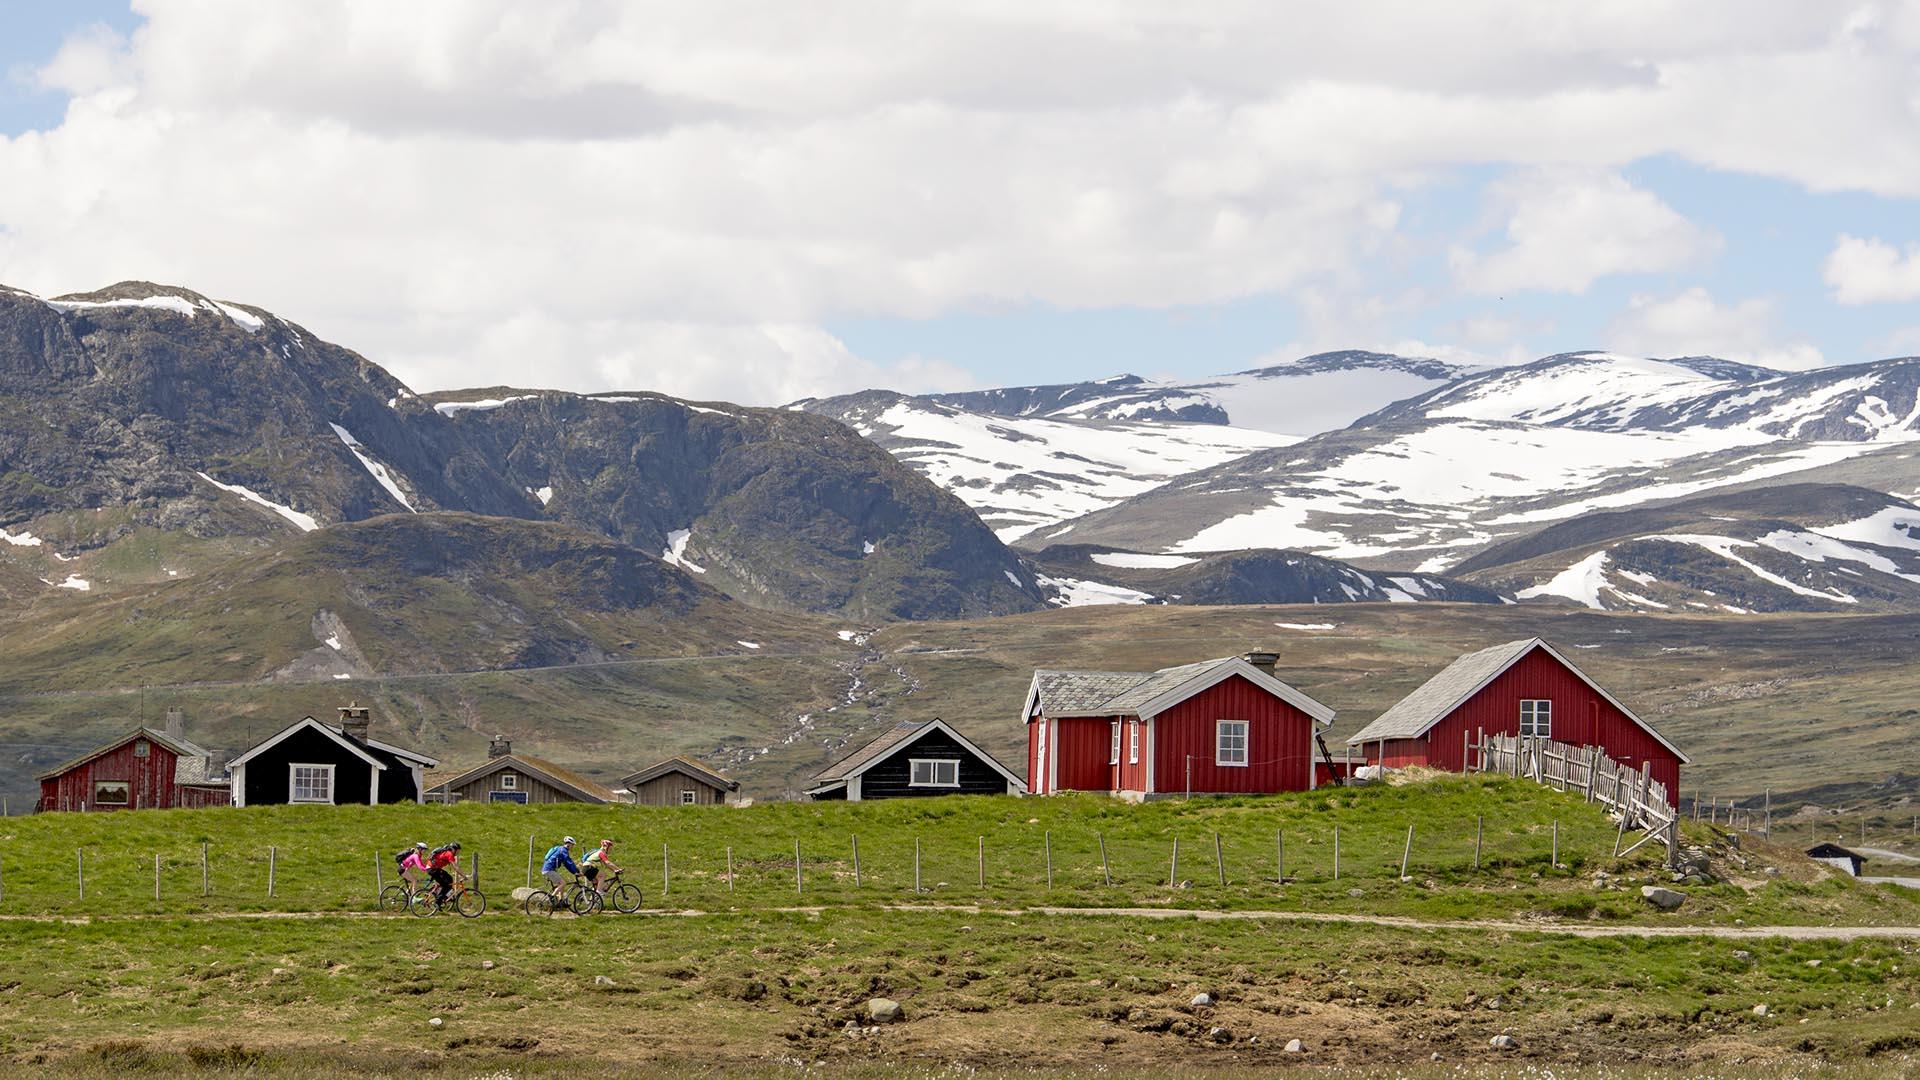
[393,848,412,867]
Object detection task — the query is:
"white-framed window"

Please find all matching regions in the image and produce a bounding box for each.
[909,758,960,787]
[680,789,697,805]
[1109,721,1121,765]
[1128,722,1140,764]
[92,780,130,806]
[289,763,335,804]
[1216,720,1250,767]
[1519,699,1551,738]
[500,772,518,790]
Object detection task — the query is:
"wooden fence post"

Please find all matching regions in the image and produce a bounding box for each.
[527,835,535,889]
[1474,815,1483,871]
[201,842,209,897]
[1168,837,1180,887]
[154,853,162,902]
[726,846,734,892]
[913,838,922,894]
[663,842,670,896]
[977,835,985,888]
[1044,831,1054,889]
[1612,808,1628,857]
[1098,834,1111,886]
[77,849,85,901]
[1399,825,1413,880]
[1214,831,1226,887]
[472,852,480,893]
[1332,826,1340,881]
[1551,820,1559,869]
[267,846,277,898]
[1276,829,1285,882]
[374,853,384,901]
[851,836,861,889]
[795,839,803,894]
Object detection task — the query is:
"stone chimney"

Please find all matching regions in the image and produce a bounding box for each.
[488,734,512,759]
[164,706,186,739]
[1242,650,1279,675]
[337,702,371,743]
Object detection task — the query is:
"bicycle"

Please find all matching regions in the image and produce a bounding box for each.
[590,869,643,914]
[411,875,486,918]
[380,875,430,913]
[523,875,589,917]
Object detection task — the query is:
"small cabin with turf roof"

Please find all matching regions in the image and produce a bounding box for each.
[226,704,437,807]
[431,736,621,805]
[805,718,1025,800]
[621,756,740,806]
[35,715,229,812]
[1345,637,1688,807]
[1024,651,1337,799]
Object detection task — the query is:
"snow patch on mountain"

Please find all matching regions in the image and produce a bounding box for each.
[329,423,417,513]
[195,472,320,532]
[662,528,705,573]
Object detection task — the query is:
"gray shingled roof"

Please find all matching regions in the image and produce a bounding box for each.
[622,756,739,792]
[1032,659,1226,717]
[810,721,929,784]
[1347,638,1541,744]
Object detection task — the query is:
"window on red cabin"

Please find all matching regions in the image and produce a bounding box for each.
[92,781,130,806]
[1215,720,1249,766]
[1109,722,1121,765]
[1128,722,1139,764]
[1520,699,1551,738]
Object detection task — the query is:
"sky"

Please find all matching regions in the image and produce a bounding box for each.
[2,3,1920,404]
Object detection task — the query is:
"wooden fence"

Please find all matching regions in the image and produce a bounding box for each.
[1470,732,1679,867]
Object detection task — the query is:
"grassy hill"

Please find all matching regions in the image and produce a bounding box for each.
[3,785,1919,1075]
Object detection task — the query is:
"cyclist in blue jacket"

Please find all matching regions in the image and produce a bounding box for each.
[541,835,581,892]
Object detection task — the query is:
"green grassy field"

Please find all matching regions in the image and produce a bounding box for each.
[0,778,1912,928]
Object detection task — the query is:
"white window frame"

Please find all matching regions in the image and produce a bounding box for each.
[1215,719,1250,767]
[1519,699,1551,739]
[1109,721,1121,766]
[909,758,960,788]
[288,762,336,804]
[680,789,697,805]
[92,780,131,806]
[1128,722,1140,765]
[499,771,518,790]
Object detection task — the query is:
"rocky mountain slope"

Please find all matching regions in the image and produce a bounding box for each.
[0,282,1041,621]
[1026,544,1505,607]
[1036,353,1920,578]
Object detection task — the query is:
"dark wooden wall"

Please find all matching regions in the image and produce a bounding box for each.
[860,727,1009,799]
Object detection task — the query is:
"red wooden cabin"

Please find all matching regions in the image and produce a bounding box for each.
[1023,652,1335,798]
[36,727,229,812]
[1345,638,1687,806]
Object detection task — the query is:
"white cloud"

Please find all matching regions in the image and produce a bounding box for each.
[1604,287,1825,371]
[1823,234,1920,304]
[0,4,1908,395]
[1450,169,1719,294]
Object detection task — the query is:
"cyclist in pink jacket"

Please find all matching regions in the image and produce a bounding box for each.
[395,842,430,894]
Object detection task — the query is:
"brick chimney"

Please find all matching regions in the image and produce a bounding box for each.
[1241,650,1279,674]
[337,702,371,743]
[164,706,186,739]
[488,734,512,759]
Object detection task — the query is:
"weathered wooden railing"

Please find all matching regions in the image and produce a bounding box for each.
[1471,733,1679,867]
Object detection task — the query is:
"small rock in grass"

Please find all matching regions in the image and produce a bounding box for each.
[271,968,288,976]
[1191,992,1214,1007]
[594,975,616,987]
[480,960,495,971]
[868,998,902,1024]
[1806,959,1822,968]
[1753,1004,1770,1017]
[1640,886,1686,910]
[1732,950,1751,961]
[1347,888,1365,899]
[1208,1026,1232,1043]
[1765,866,1779,876]
[1489,1034,1517,1050]
[1486,997,1503,1011]
[1431,1052,1443,1062]
[427,1017,444,1029]
[1283,1038,1305,1053]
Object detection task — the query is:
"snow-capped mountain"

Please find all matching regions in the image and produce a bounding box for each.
[926,351,1473,435]
[1026,544,1505,608]
[791,390,1294,542]
[1014,352,1920,575]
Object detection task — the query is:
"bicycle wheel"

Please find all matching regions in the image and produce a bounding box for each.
[380,885,411,913]
[567,886,602,916]
[455,889,486,918]
[609,882,644,914]
[409,891,440,917]
[524,890,556,916]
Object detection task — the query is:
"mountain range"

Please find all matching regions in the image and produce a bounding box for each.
[5,279,1920,804]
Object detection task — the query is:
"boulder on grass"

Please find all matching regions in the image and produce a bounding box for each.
[868,998,902,1024]
[1640,885,1686,911]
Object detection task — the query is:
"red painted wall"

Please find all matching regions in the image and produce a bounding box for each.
[1118,718,1149,791]
[1359,646,1683,807]
[1150,674,1318,794]
[36,734,220,812]
[1051,717,1118,792]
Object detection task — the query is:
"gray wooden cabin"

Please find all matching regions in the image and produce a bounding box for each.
[431,737,620,805]
[621,756,740,806]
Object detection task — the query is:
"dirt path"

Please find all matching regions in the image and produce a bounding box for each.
[2,902,1918,939]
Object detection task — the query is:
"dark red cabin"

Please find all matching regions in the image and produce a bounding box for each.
[1024,652,1336,798]
[36,727,229,812]
[1346,637,1688,806]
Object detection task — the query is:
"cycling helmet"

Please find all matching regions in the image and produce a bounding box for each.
[415,841,429,850]
[562,835,577,846]
[600,838,614,848]
[448,842,461,851]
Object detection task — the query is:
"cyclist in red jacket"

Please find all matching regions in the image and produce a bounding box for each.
[427,842,462,904]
